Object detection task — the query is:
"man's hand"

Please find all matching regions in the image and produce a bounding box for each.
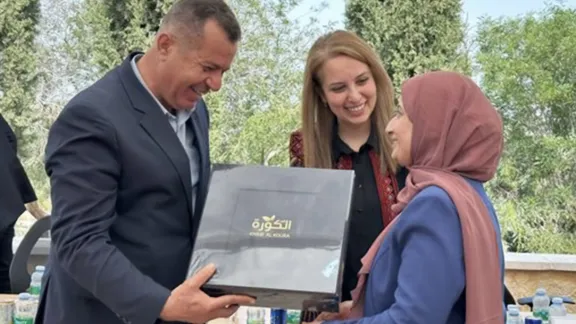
[159,263,256,323]
[25,201,49,220]
[303,301,353,323]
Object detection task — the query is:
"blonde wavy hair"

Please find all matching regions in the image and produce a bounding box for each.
[301,30,397,174]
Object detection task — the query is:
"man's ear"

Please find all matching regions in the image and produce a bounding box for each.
[156,32,175,60]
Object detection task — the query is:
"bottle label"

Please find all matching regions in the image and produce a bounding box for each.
[14,300,37,323]
[29,286,41,295]
[14,317,34,324]
[533,309,549,321]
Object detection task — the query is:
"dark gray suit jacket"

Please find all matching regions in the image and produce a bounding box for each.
[0,113,37,230]
[36,52,211,324]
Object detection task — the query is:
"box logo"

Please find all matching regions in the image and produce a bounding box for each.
[250,215,292,238]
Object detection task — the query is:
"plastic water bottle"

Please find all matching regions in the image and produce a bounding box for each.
[532,288,550,321]
[286,310,301,324]
[506,308,522,324]
[230,307,247,324]
[246,307,265,324]
[13,293,36,324]
[270,308,287,324]
[506,304,522,323]
[29,265,45,295]
[549,297,567,317]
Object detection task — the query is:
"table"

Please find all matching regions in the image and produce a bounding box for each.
[0,295,16,301]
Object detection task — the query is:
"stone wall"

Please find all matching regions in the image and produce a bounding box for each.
[505,253,576,313]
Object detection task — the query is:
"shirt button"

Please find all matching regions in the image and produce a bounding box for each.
[358,184,363,189]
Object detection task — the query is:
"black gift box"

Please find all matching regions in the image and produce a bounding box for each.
[188,164,354,312]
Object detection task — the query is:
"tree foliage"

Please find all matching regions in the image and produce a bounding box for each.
[205,0,331,165]
[345,0,470,89]
[476,4,576,254]
[0,0,42,157]
[476,4,576,138]
[67,0,167,74]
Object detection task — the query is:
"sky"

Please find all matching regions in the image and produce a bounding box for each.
[290,0,576,33]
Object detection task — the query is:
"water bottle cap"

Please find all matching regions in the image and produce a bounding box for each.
[507,304,519,311]
[552,297,563,304]
[509,309,519,316]
[18,293,31,300]
[35,265,45,272]
[535,288,546,295]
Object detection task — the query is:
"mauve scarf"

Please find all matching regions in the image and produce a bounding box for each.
[349,71,505,324]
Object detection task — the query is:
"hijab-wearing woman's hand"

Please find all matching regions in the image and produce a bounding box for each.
[302,301,353,323]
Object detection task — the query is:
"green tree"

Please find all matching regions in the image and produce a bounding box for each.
[0,0,42,157]
[476,4,576,138]
[475,3,576,254]
[67,0,165,74]
[206,0,332,165]
[345,0,470,89]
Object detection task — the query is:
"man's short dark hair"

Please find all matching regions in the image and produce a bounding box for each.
[161,0,241,43]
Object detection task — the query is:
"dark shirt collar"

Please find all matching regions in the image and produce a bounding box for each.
[332,123,378,161]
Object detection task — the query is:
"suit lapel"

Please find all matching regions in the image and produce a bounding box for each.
[140,114,193,212]
[118,52,194,218]
[189,111,209,219]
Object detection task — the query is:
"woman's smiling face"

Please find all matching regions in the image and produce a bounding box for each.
[318,55,377,129]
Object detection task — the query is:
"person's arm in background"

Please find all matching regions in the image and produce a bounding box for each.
[289,130,304,167]
[0,114,47,219]
[321,187,466,324]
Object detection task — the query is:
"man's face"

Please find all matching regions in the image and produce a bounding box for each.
[156,19,237,110]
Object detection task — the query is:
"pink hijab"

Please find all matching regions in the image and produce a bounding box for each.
[349,71,505,323]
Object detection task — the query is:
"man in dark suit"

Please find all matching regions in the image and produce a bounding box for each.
[0,113,48,293]
[38,0,255,323]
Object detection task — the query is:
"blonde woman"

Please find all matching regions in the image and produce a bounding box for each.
[289,30,408,320]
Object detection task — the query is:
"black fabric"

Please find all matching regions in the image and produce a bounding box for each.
[332,132,382,302]
[0,113,37,231]
[395,166,408,191]
[0,221,16,293]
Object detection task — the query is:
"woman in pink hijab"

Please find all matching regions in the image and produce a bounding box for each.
[308,71,506,324]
